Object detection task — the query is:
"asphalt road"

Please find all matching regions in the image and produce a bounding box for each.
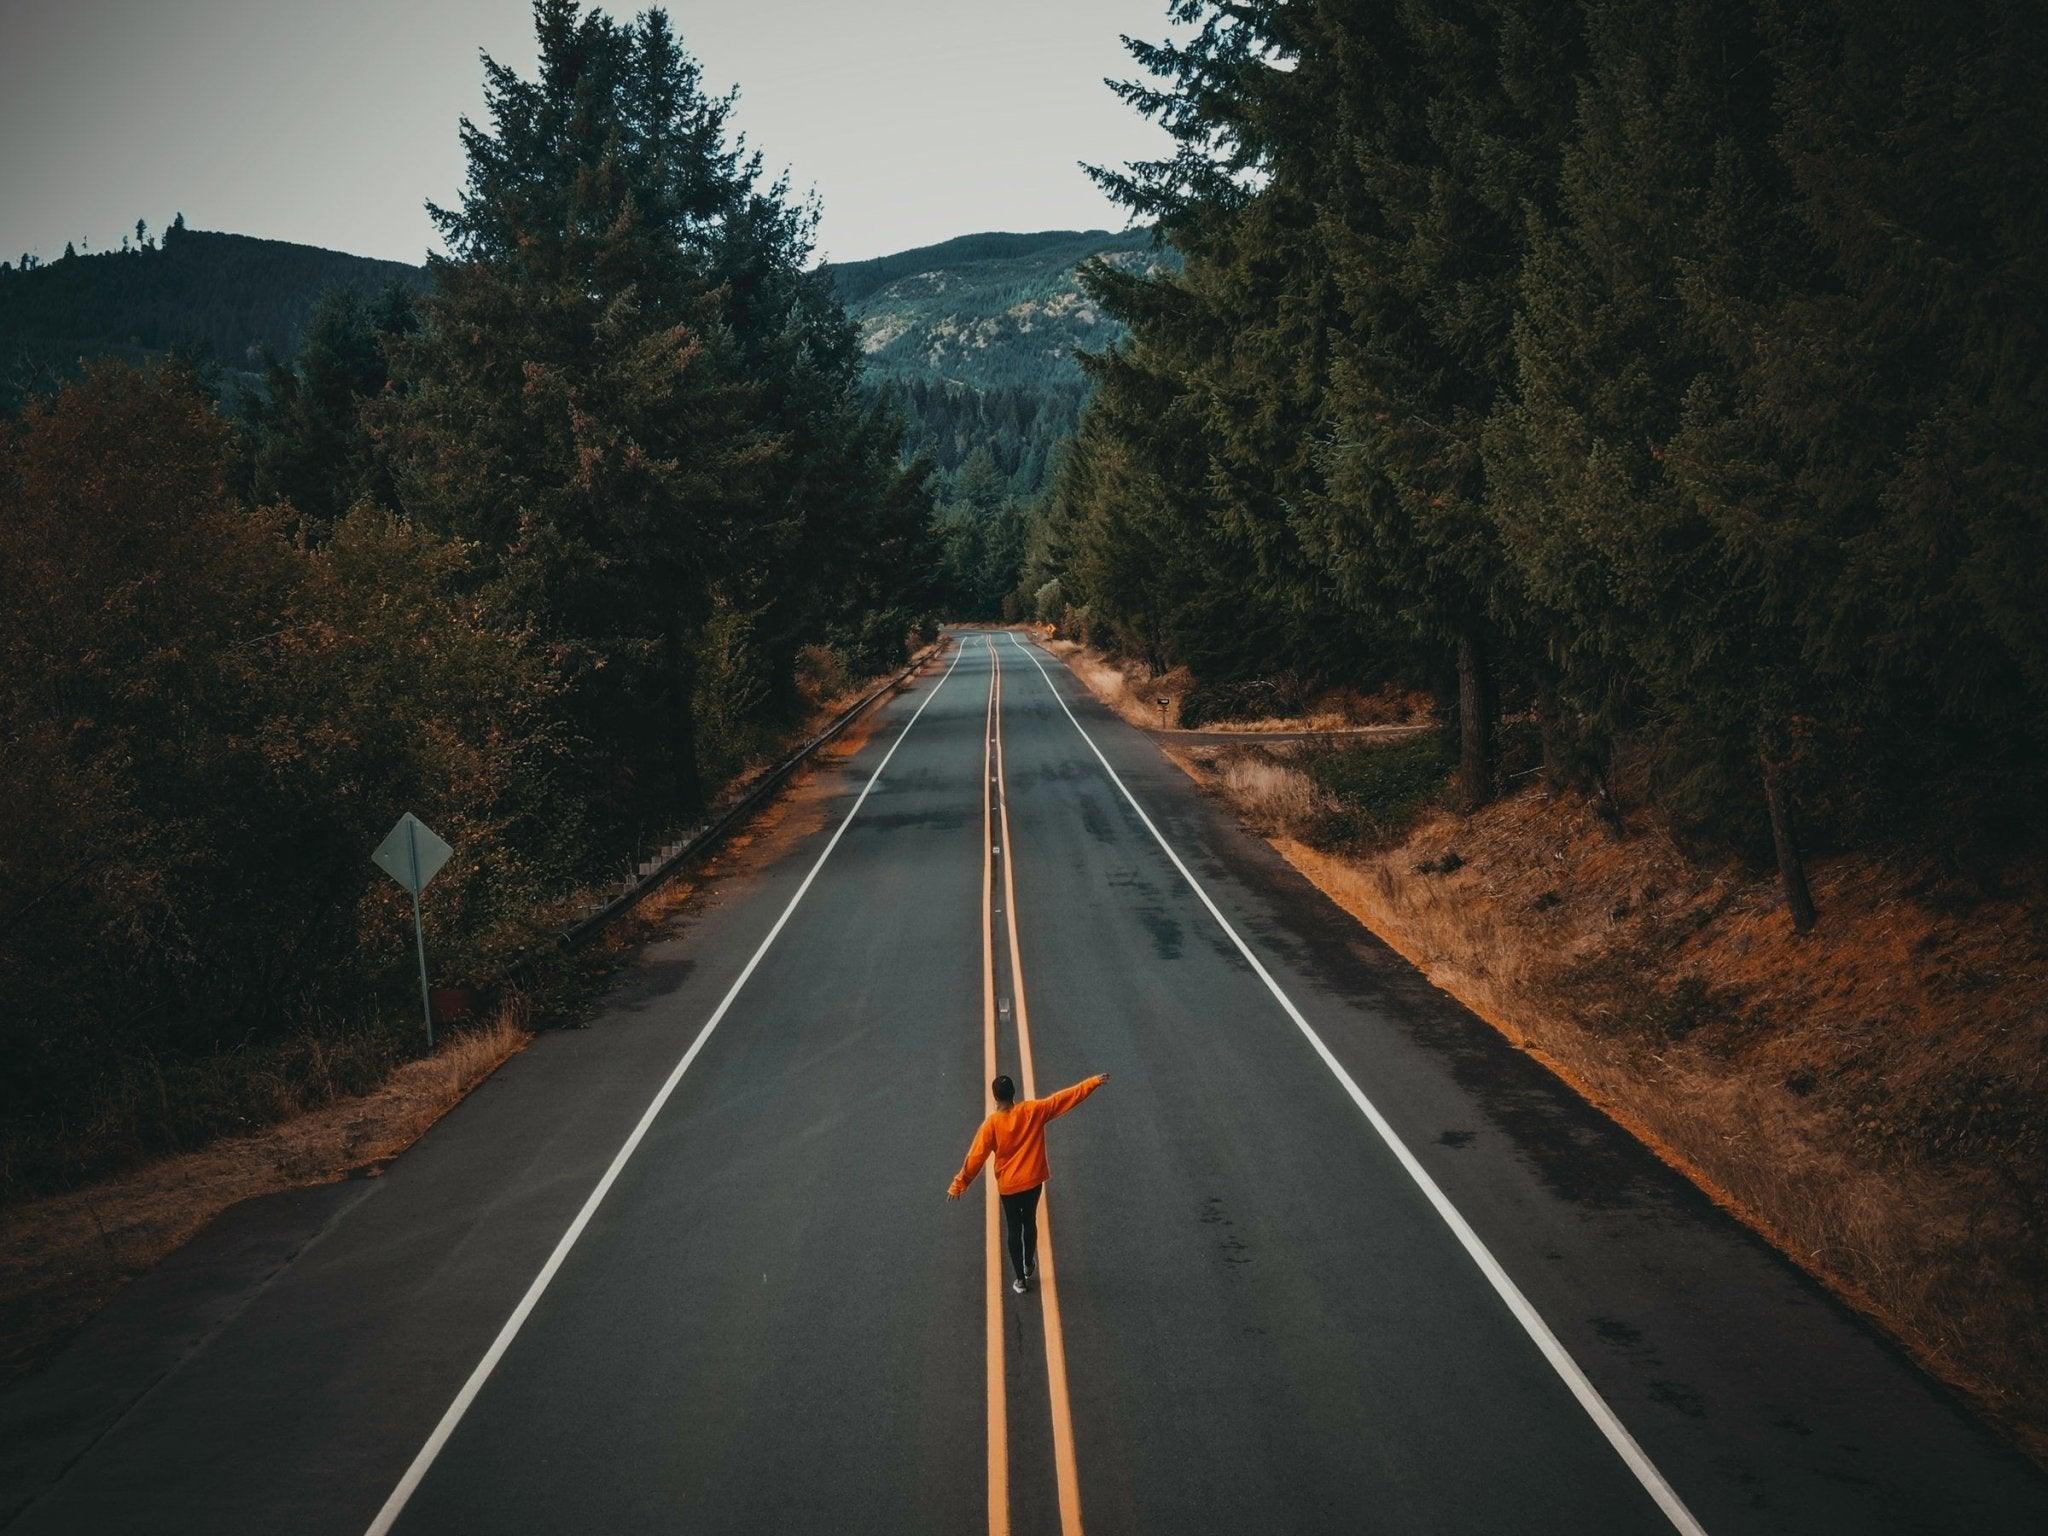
[4,630,2045,1534]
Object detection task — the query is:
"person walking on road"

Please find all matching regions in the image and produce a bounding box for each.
[948,1072,1108,1293]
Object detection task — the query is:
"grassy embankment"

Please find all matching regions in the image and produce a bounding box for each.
[1052,638,2048,1464]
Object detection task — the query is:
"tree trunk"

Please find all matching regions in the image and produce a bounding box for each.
[1144,617,1166,679]
[1592,761,1628,839]
[1760,748,1817,934]
[1455,626,1495,812]
[665,620,702,816]
[1535,671,1565,793]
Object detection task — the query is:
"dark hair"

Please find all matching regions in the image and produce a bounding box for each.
[991,1074,1016,1104]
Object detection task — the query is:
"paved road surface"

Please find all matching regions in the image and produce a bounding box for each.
[5,630,2044,1534]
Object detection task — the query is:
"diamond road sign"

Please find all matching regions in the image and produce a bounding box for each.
[372,812,452,896]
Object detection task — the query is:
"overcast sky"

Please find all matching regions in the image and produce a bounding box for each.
[0,0,1179,267]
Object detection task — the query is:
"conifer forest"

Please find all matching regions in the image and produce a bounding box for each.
[1033,0,2045,912]
[1,0,2043,1426]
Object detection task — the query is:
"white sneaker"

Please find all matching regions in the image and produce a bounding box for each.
[1011,1276,1029,1294]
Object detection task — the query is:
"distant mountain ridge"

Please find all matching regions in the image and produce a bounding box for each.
[821,225,1158,395]
[826,227,1152,302]
[1,222,1162,499]
[0,224,1154,390]
[818,225,1170,497]
[0,228,427,398]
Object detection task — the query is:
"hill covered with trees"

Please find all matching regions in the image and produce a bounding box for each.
[826,226,1153,392]
[0,220,1161,518]
[823,225,1164,499]
[0,225,427,406]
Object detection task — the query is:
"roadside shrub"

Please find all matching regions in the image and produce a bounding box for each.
[793,642,855,705]
[693,590,772,785]
[1212,750,1332,833]
[830,602,918,675]
[1181,673,1318,728]
[1033,576,1064,624]
[1299,734,1455,850]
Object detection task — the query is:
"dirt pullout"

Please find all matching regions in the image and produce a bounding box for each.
[1042,636,1430,735]
[1051,662,2047,1463]
[0,645,941,1387]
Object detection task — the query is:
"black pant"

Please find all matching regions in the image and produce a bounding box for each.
[999,1184,1042,1283]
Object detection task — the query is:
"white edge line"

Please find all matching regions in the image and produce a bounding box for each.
[1003,632,1707,1536]
[363,642,966,1536]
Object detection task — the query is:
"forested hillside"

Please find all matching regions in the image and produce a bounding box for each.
[1021,2,2048,1443]
[824,225,1161,497]
[0,221,1158,507]
[0,214,1149,629]
[0,0,935,1198]
[0,226,427,406]
[1033,0,2048,912]
[828,226,1151,392]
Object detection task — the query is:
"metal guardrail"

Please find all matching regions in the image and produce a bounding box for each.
[538,638,945,963]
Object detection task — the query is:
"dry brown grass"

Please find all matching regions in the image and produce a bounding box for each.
[1191,683,1434,734]
[1206,747,1335,831]
[1124,664,2048,1463]
[0,1003,532,1382]
[1043,638,1184,729]
[1044,638,1432,734]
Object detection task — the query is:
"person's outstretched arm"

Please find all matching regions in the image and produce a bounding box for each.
[1038,1073,1109,1121]
[947,1117,995,1199]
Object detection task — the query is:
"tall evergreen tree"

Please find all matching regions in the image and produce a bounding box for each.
[376,1,927,839]
[1672,0,2048,849]
[1009,0,2046,906]
[244,283,417,524]
[1075,2,1389,694]
[1291,0,1582,806]
[1486,0,1826,921]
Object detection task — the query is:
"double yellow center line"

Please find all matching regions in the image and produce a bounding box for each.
[981,635,1085,1536]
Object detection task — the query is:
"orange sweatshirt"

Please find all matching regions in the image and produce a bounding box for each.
[950,1076,1106,1197]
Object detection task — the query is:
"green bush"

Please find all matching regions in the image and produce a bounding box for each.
[693,592,772,785]
[1033,577,1065,624]
[1299,735,1455,851]
[794,642,855,703]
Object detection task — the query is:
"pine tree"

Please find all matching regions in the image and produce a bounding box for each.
[378,1,929,834]
[953,446,1006,518]
[379,1,762,826]
[245,284,416,523]
[1486,0,1825,921]
[1300,0,1582,808]
[1676,0,2048,847]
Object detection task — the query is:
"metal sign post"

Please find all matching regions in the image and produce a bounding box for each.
[372,812,453,1047]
